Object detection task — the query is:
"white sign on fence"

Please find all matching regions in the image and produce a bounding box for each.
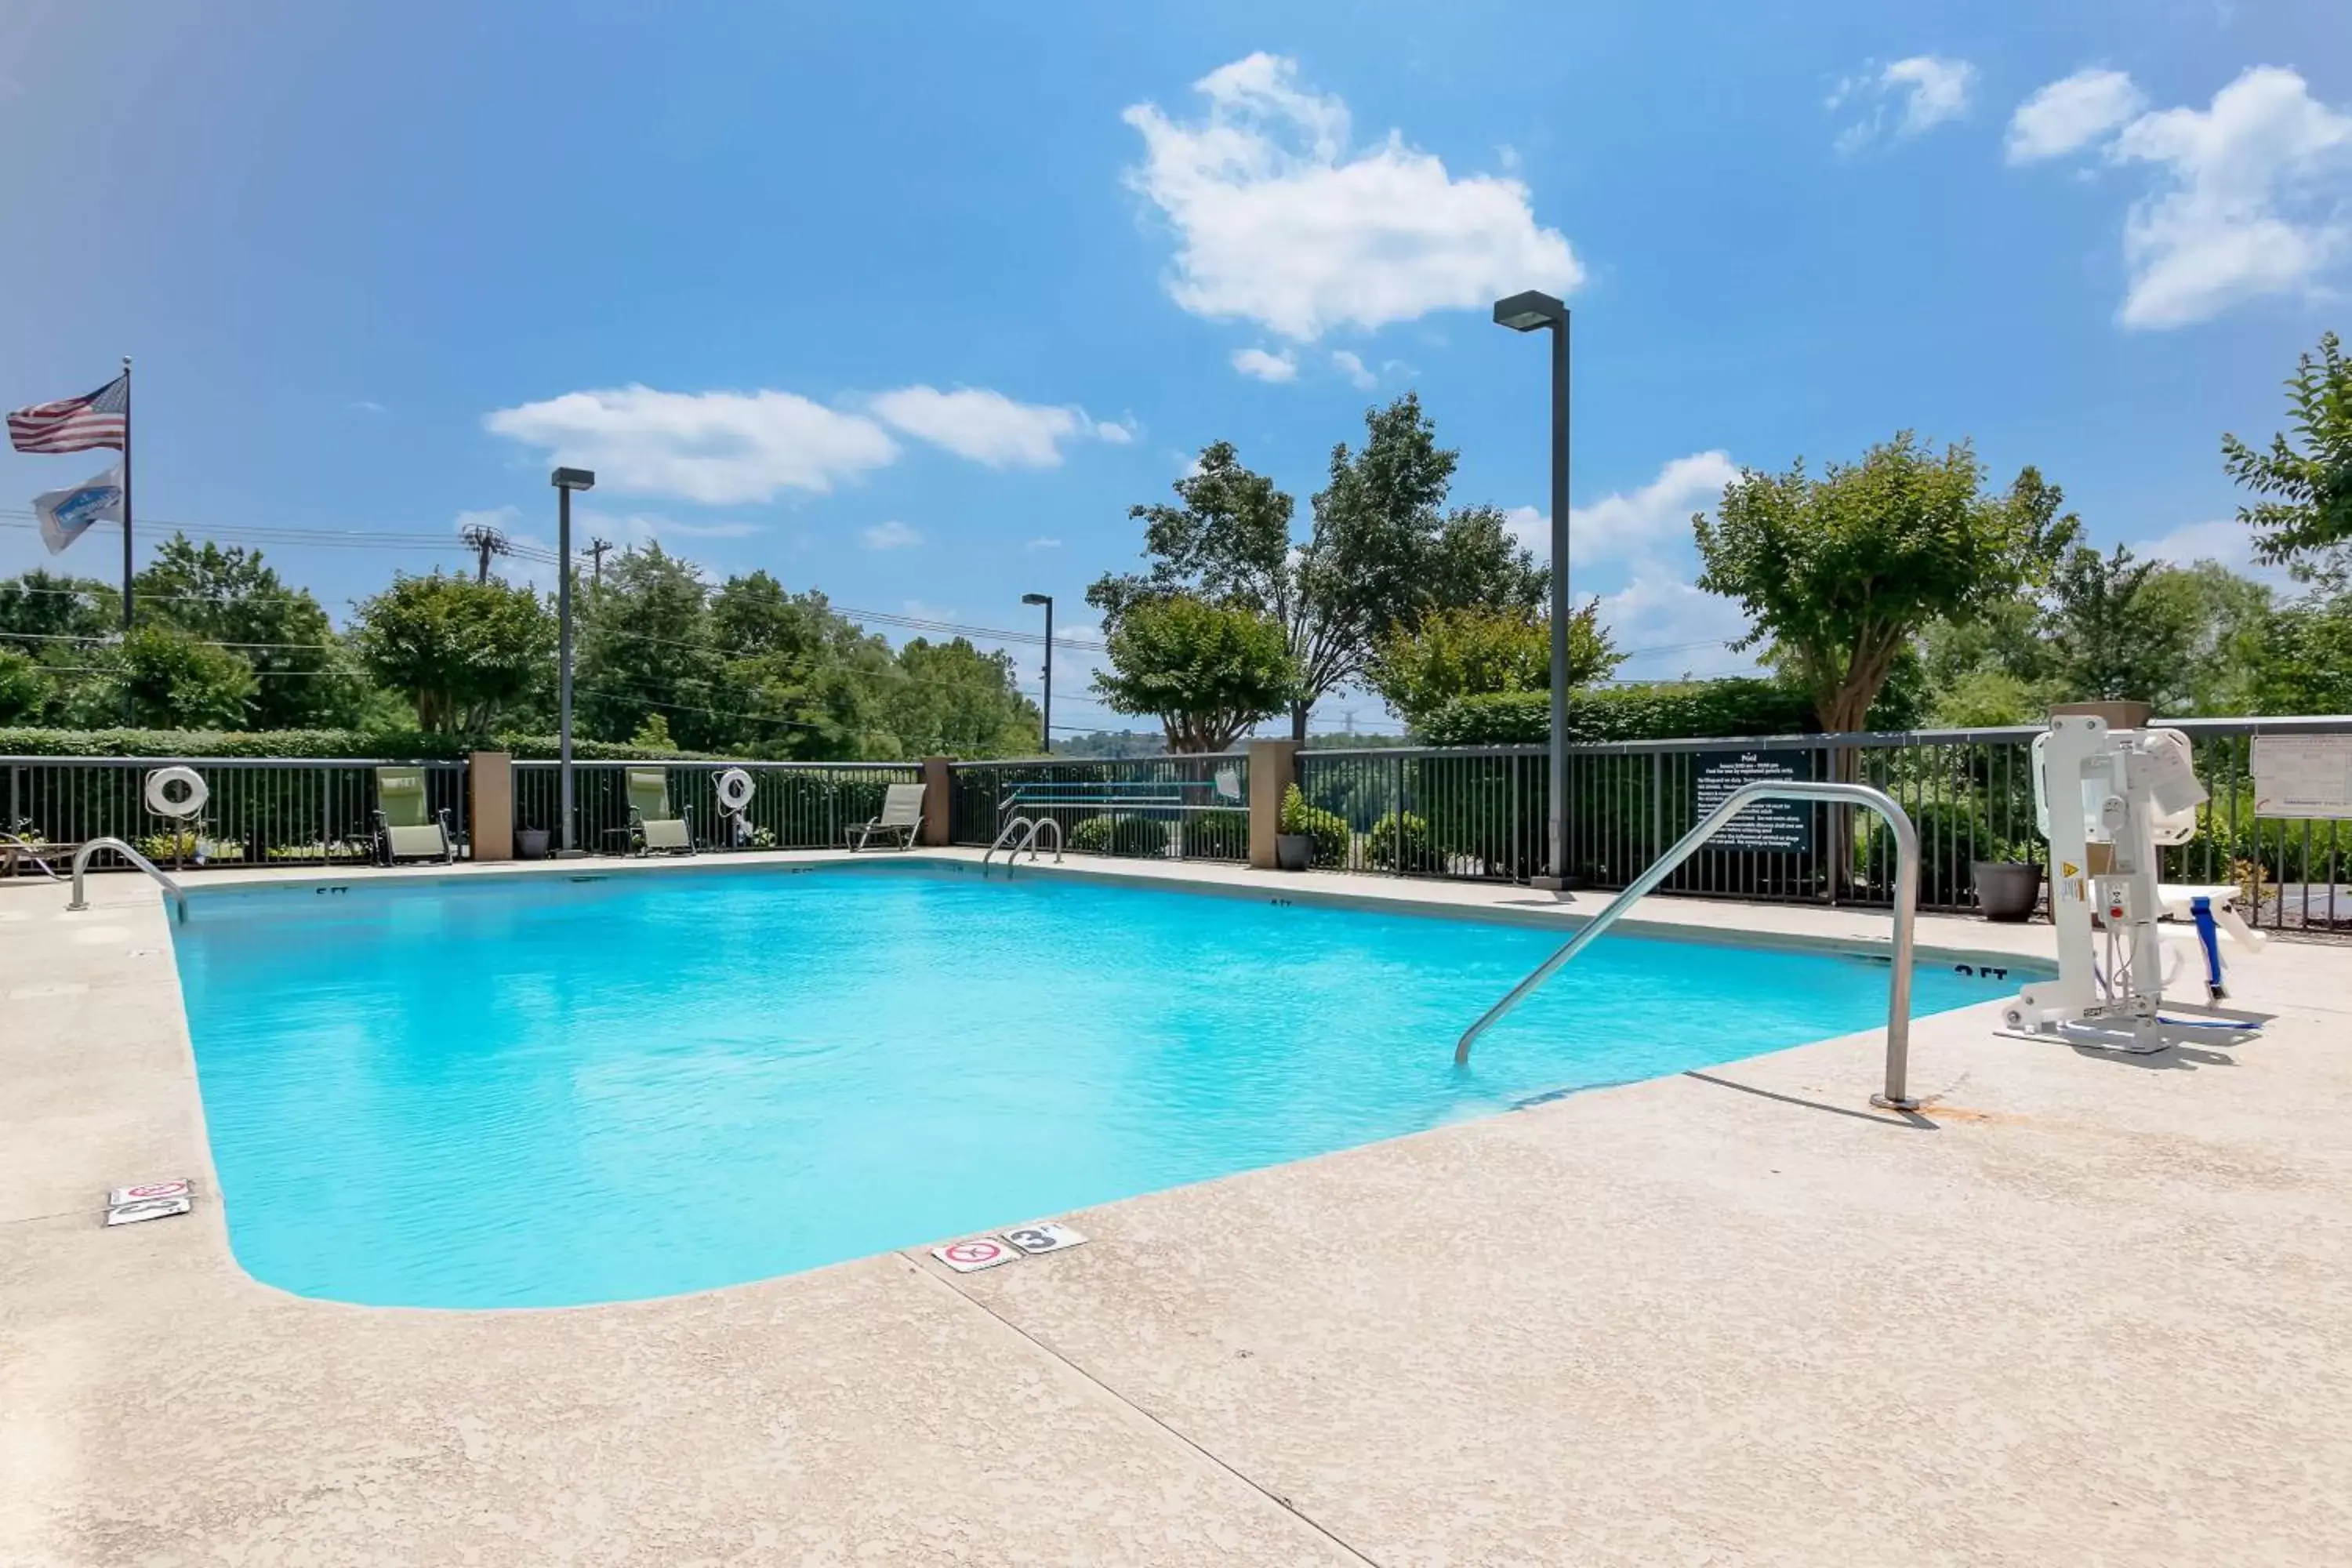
[2252,735,2352,820]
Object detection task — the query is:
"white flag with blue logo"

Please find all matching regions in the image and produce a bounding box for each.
[32,463,123,555]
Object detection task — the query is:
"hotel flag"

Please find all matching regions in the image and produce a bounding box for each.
[33,463,125,556]
[8,359,136,630]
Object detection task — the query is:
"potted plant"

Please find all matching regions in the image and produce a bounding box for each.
[1276,785,1344,872]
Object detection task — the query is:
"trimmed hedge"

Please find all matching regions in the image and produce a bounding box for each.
[1067,813,1171,857]
[0,727,726,762]
[1421,680,1822,746]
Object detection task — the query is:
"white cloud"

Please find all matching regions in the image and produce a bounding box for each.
[347,398,388,416]
[2005,67,2147,162]
[582,510,763,543]
[1024,536,1063,552]
[861,520,921,550]
[869,386,1122,468]
[1597,572,1762,681]
[1330,349,1377,389]
[1093,416,1137,445]
[1832,55,1976,153]
[485,386,899,504]
[2108,67,2352,328]
[1231,346,1298,382]
[1505,451,1739,567]
[1123,52,1581,340]
[2126,516,2294,585]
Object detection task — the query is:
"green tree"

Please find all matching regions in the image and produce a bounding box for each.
[2249,594,2352,715]
[1091,394,1543,740]
[882,637,1041,757]
[630,712,676,749]
[1367,604,1621,735]
[0,568,118,654]
[707,573,896,758]
[0,646,48,724]
[2223,330,2352,583]
[1695,433,2074,734]
[575,544,722,746]
[1092,594,1299,753]
[351,573,555,733]
[134,535,372,728]
[2043,543,2191,706]
[57,625,258,729]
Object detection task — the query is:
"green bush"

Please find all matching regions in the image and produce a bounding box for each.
[1420,679,1822,747]
[1181,807,1249,861]
[1364,811,1432,871]
[0,727,724,761]
[1067,813,1170,857]
[1856,799,2019,907]
[1279,784,1348,867]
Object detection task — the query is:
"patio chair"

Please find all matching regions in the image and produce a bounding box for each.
[626,768,695,855]
[848,782,926,851]
[374,767,456,865]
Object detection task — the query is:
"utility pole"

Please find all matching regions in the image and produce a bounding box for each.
[459,521,511,584]
[587,536,614,590]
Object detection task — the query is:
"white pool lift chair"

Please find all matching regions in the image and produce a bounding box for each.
[849,782,926,851]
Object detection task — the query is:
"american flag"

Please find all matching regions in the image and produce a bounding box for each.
[8,373,129,454]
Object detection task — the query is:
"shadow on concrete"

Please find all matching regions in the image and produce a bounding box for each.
[1682,1069,1939,1129]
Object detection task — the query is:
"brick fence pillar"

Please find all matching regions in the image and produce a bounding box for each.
[1247,739,1302,869]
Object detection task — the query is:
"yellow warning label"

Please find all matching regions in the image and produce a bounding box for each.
[2060,861,2080,878]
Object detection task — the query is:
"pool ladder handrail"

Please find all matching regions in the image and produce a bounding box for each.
[982,814,1063,877]
[1454,780,1921,1111]
[65,836,191,925]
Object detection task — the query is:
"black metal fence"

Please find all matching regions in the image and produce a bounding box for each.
[1299,716,2352,935]
[2,756,466,870]
[510,760,920,854]
[948,754,1250,862]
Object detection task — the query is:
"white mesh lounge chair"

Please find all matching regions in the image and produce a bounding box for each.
[375,766,456,864]
[849,782,925,851]
[626,768,695,855]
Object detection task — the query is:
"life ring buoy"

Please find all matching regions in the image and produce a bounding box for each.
[146,765,209,819]
[714,768,755,813]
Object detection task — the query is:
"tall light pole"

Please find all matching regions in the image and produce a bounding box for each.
[1021,592,1053,755]
[551,466,596,855]
[1493,289,1571,891]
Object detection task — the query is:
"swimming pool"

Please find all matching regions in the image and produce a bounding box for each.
[172,864,2005,1308]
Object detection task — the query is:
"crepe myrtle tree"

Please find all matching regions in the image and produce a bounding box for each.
[2224,329,2352,587]
[1091,593,1299,753]
[1695,432,2075,737]
[352,572,557,735]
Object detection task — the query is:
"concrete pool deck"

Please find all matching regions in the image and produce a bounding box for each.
[5,851,2350,1565]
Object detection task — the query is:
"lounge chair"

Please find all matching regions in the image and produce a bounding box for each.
[626,768,695,855]
[374,767,456,865]
[848,782,925,851]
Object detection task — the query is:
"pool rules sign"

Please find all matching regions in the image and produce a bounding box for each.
[1693,750,1816,853]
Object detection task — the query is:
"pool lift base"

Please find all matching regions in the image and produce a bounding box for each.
[2004,714,2269,1057]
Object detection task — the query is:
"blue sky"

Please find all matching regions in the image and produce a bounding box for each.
[2,1,2346,732]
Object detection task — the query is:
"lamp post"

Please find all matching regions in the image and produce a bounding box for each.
[551,466,596,855]
[1021,592,1053,754]
[1492,289,1571,891]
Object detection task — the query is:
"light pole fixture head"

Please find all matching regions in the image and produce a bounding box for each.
[1492,290,1567,332]
[1021,593,1051,607]
[550,466,597,492]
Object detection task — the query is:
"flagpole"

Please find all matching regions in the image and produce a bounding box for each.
[120,356,134,633]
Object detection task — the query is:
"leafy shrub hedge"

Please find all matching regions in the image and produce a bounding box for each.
[1419,680,1821,746]
[1364,810,1432,871]
[0,727,722,762]
[1067,813,1171,857]
[1181,807,1249,862]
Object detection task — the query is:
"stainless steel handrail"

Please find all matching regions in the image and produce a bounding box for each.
[1000,816,1063,877]
[982,815,1034,870]
[66,837,191,925]
[1454,781,1922,1110]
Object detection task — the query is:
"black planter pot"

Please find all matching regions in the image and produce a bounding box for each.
[1972,859,2043,922]
[1276,833,1313,872]
[516,827,551,861]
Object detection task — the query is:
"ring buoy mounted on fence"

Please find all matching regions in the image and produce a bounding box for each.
[715,768,756,813]
[145,766,209,819]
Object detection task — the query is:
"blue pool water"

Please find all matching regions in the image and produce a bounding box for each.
[172,864,2002,1308]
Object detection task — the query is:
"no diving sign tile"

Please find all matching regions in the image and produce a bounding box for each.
[104,1178,194,1227]
[931,1236,1018,1273]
